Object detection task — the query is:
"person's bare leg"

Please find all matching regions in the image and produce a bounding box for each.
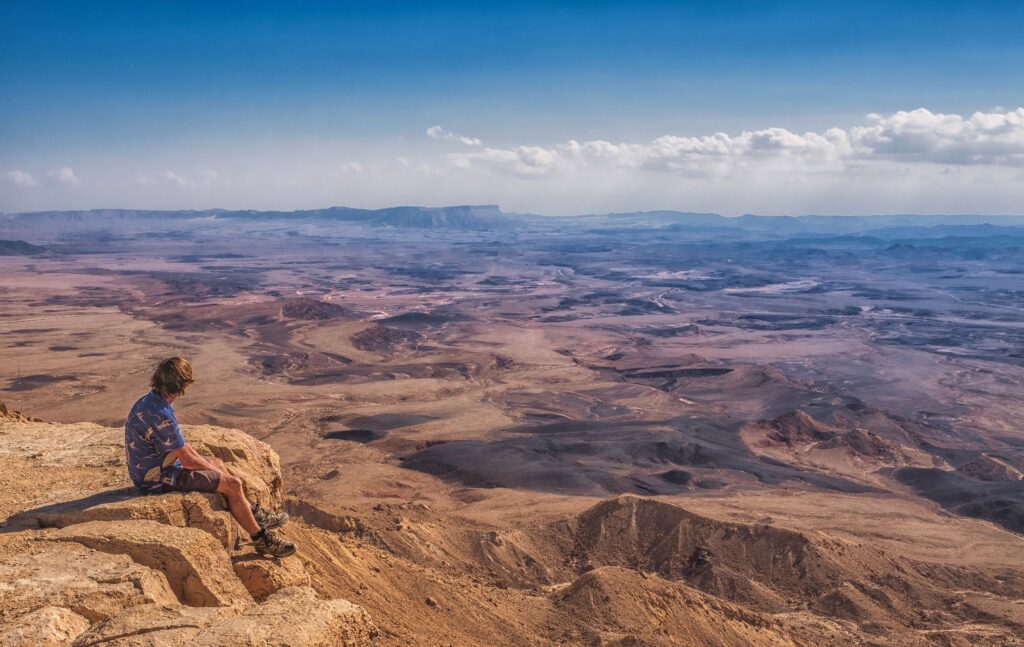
[217,472,260,535]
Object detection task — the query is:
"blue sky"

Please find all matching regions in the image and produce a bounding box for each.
[2,1,1023,214]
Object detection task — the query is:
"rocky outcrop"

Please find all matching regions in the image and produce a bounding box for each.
[232,554,311,602]
[48,520,253,608]
[0,540,178,624]
[0,416,377,646]
[0,606,91,647]
[0,401,44,422]
[185,425,284,509]
[33,490,237,551]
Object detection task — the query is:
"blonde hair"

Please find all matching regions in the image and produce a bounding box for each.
[150,357,194,397]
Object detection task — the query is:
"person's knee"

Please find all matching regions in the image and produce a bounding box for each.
[220,474,244,496]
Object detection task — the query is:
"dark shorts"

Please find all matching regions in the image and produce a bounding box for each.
[161,469,221,494]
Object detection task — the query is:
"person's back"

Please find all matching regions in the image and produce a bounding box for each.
[125,389,185,493]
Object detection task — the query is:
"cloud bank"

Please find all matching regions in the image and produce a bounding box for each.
[444,108,1024,179]
[2,109,1022,215]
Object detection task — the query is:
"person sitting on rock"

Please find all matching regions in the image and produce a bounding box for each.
[125,356,296,558]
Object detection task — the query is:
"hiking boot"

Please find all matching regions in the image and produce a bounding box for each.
[253,530,296,558]
[251,503,289,529]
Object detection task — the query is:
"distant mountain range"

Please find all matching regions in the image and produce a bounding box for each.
[572,211,1024,236]
[3,206,1023,237]
[1,205,510,230]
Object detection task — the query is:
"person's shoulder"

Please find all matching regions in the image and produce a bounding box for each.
[129,391,164,416]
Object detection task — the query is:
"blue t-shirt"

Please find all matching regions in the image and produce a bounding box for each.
[124,391,185,493]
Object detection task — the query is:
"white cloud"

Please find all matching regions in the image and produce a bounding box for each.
[849,108,1024,165]
[46,166,80,187]
[341,162,363,173]
[135,169,219,188]
[451,145,564,177]
[3,170,38,187]
[426,125,482,146]
[161,171,187,186]
[439,108,1024,180]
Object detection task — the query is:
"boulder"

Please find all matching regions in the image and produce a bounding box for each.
[0,606,90,647]
[33,489,237,551]
[192,587,378,647]
[232,553,311,602]
[48,520,252,608]
[0,541,177,624]
[185,425,284,509]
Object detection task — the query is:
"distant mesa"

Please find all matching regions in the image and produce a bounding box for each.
[0,239,44,255]
[273,204,511,229]
[2,205,511,230]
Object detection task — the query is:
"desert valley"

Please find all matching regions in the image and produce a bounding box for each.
[1,206,1023,645]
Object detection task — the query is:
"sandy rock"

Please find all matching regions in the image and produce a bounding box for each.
[0,541,177,624]
[0,402,44,423]
[232,553,311,602]
[0,606,90,646]
[0,419,121,469]
[48,519,252,608]
[192,586,378,647]
[32,489,237,551]
[185,425,284,509]
[285,497,366,535]
[69,604,230,647]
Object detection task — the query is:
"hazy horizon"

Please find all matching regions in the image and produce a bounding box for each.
[6,204,1024,220]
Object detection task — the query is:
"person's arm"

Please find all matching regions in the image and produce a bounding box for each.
[168,442,221,472]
